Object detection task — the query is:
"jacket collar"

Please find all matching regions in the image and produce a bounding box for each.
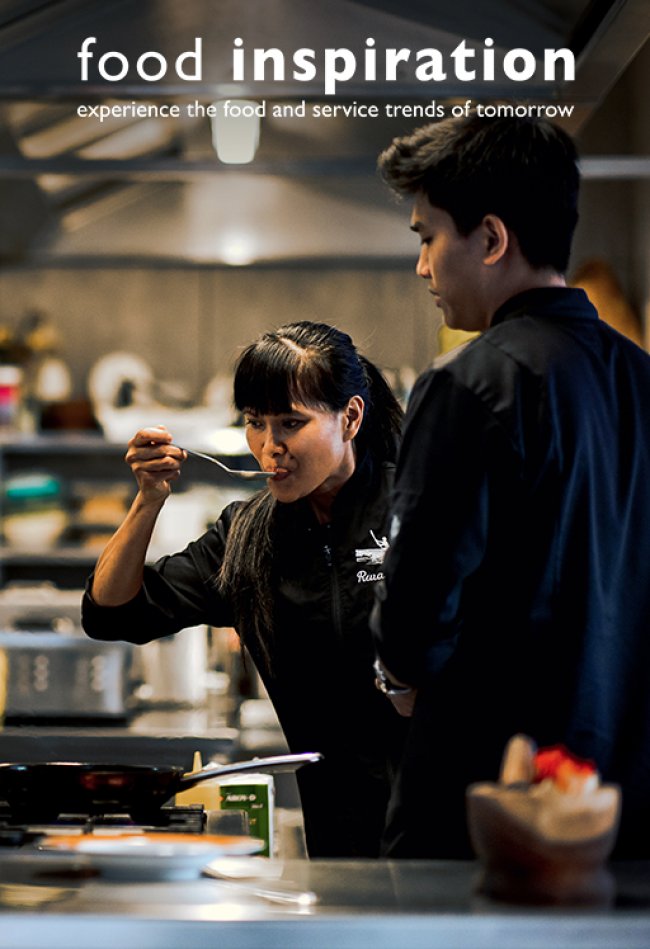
[491,287,599,328]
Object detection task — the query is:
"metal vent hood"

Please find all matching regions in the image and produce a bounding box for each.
[0,0,647,263]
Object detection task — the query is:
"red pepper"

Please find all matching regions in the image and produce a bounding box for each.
[533,745,597,791]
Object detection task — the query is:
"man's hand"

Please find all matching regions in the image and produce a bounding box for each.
[388,688,417,718]
[374,658,417,717]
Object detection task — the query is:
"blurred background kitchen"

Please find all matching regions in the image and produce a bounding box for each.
[0,1,647,836]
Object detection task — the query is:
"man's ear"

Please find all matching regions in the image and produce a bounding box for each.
[481,214,509,266]
[342,395,365,442]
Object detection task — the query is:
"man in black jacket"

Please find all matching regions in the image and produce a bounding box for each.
[372,115,650,858]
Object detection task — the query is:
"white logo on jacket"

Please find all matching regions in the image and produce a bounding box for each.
[355,529,389,581]
[357,569,385,584]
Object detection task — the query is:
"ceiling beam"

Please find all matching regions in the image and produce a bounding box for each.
[0,154,648,179]
[559,0,649,132]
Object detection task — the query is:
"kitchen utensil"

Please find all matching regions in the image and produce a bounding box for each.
[140,625,208,707]
[0,752,323,822]
[0,584,84,631]
[0,633,131,721]
[88,352,153,409]
[178,446,272,481]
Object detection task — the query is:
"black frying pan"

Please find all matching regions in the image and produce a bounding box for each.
[0,752,323,822]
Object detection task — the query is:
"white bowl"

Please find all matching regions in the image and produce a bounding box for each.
[3,510,68,550]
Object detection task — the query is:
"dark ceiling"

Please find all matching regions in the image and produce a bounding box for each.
[0,0,647,262]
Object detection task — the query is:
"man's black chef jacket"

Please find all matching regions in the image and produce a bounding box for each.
[84,457,406,857]
[373,288,650,858]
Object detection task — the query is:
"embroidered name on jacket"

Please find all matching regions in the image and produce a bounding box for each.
[355,529,389,582]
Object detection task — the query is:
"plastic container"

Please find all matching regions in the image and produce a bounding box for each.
[2,473,67,550]
[218,774,275,857]
[139,625,208,707]
[0,366,23,429]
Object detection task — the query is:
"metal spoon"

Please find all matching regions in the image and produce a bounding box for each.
[177,445,272,481]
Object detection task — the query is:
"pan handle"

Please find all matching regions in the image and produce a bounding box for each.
[178,752,323,788]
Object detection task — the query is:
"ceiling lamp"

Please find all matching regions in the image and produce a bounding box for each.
[219,233,256,266]
[210,99,262,164]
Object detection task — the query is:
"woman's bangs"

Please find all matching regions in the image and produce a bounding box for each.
[234,342,306,414]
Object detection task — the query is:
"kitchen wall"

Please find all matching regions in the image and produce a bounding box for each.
[0,265,439,401]
[630,42,650,349]
[573,38,648,344]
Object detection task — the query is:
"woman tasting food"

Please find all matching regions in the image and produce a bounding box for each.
[83,321,406,857]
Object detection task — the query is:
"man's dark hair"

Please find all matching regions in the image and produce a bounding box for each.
[378,114,580,273]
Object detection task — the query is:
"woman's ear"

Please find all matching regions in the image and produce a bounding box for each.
[481,214,509,266]
[342,395,365,441]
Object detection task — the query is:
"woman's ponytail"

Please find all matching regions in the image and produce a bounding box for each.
[358,355,403,463]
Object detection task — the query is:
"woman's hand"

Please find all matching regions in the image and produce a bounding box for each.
[91,426,185,606]
[125,426,186,505]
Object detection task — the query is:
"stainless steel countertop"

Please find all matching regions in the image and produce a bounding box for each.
[0,855,649,949]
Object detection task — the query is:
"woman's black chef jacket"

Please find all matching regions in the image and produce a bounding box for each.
[83,456,406,857]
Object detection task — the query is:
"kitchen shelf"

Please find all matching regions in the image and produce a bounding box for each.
[0,545,103,563]
[0,431,255,588]
[0,432,126,453]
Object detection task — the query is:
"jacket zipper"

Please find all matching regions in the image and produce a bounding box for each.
[323,533,343,639]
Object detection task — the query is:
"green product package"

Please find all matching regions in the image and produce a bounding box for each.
[218,773,274,857]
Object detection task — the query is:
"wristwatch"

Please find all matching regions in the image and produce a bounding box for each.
[373,659,413,696]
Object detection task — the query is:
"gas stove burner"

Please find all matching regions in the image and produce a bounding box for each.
[0,803,206,843]
[94,805,206,834]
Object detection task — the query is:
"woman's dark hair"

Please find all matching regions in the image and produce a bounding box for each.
[233,320,402,462]
[217,321,403,667]
[378,113,580,274]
